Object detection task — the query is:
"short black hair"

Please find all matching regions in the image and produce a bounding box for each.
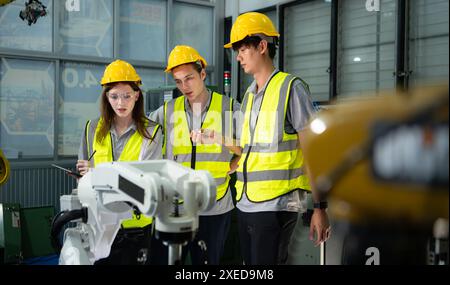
[232,36,278,59]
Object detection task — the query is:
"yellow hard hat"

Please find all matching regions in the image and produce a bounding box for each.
[224,12,279,49]
[165,45,207,73]
[100,59,142,86]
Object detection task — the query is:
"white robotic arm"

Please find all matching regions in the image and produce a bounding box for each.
[57,160,216,265]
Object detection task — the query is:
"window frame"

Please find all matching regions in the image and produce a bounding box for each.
[0,0,221,162]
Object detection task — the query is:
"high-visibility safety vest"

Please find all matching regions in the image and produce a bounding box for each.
[163,92,234,201]
[84,117,160,228]
[236,71,311,202]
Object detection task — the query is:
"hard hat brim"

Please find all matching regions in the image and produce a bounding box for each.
[224,32,280,49]
[101,79,142,86]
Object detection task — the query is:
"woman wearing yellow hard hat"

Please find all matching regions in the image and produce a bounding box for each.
[76,59,163,264]
[149,45,241,265]
[225,12,331,265]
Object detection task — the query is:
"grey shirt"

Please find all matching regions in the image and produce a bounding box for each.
[149,90,240,216]
[78,121,163,162]
[237,69,316,213]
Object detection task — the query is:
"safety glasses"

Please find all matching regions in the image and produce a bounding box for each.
[107,91,137,102]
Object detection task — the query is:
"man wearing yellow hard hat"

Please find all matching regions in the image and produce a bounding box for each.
[149,45,241,265]
[77,59,163,264]
[225,12,331,265]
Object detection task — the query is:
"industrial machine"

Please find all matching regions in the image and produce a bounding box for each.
[0,203,21,264]
[0,203,55,264]
[0,0,15,6]
[18,0,47,26]
[52,160,216,265]
[302,85,449,264]
[0,149,10,187]
[0,150,14,263]
[0,0,47,25]
[145,86,181,115]
[1,150,57,264]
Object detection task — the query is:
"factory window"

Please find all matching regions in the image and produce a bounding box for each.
[0,58,55,159]
[0,0,52,52]
[135,67,166,92]
[1,0,220,161]
[58,62,105,156]
[409,0,449,87]
[57,0,113,58]
[119,0,167,62]
[284,1,331,102]
[337,0,396,98]
[172,2,214,65]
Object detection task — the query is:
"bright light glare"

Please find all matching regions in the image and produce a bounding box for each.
[310,118,327,134]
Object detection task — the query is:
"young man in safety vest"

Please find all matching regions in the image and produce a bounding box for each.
[149,45,241,265]
[224,12,331,265]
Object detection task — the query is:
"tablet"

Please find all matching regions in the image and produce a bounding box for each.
[51,164,82,178]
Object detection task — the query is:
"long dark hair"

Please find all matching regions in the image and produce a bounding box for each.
[96,81,152,143]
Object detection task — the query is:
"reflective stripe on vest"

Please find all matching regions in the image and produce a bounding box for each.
[235,72,311,203]
[164,92,233,201]
[86,117,160,228]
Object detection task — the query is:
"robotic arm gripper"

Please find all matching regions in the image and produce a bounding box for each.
[57,160,216,265]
